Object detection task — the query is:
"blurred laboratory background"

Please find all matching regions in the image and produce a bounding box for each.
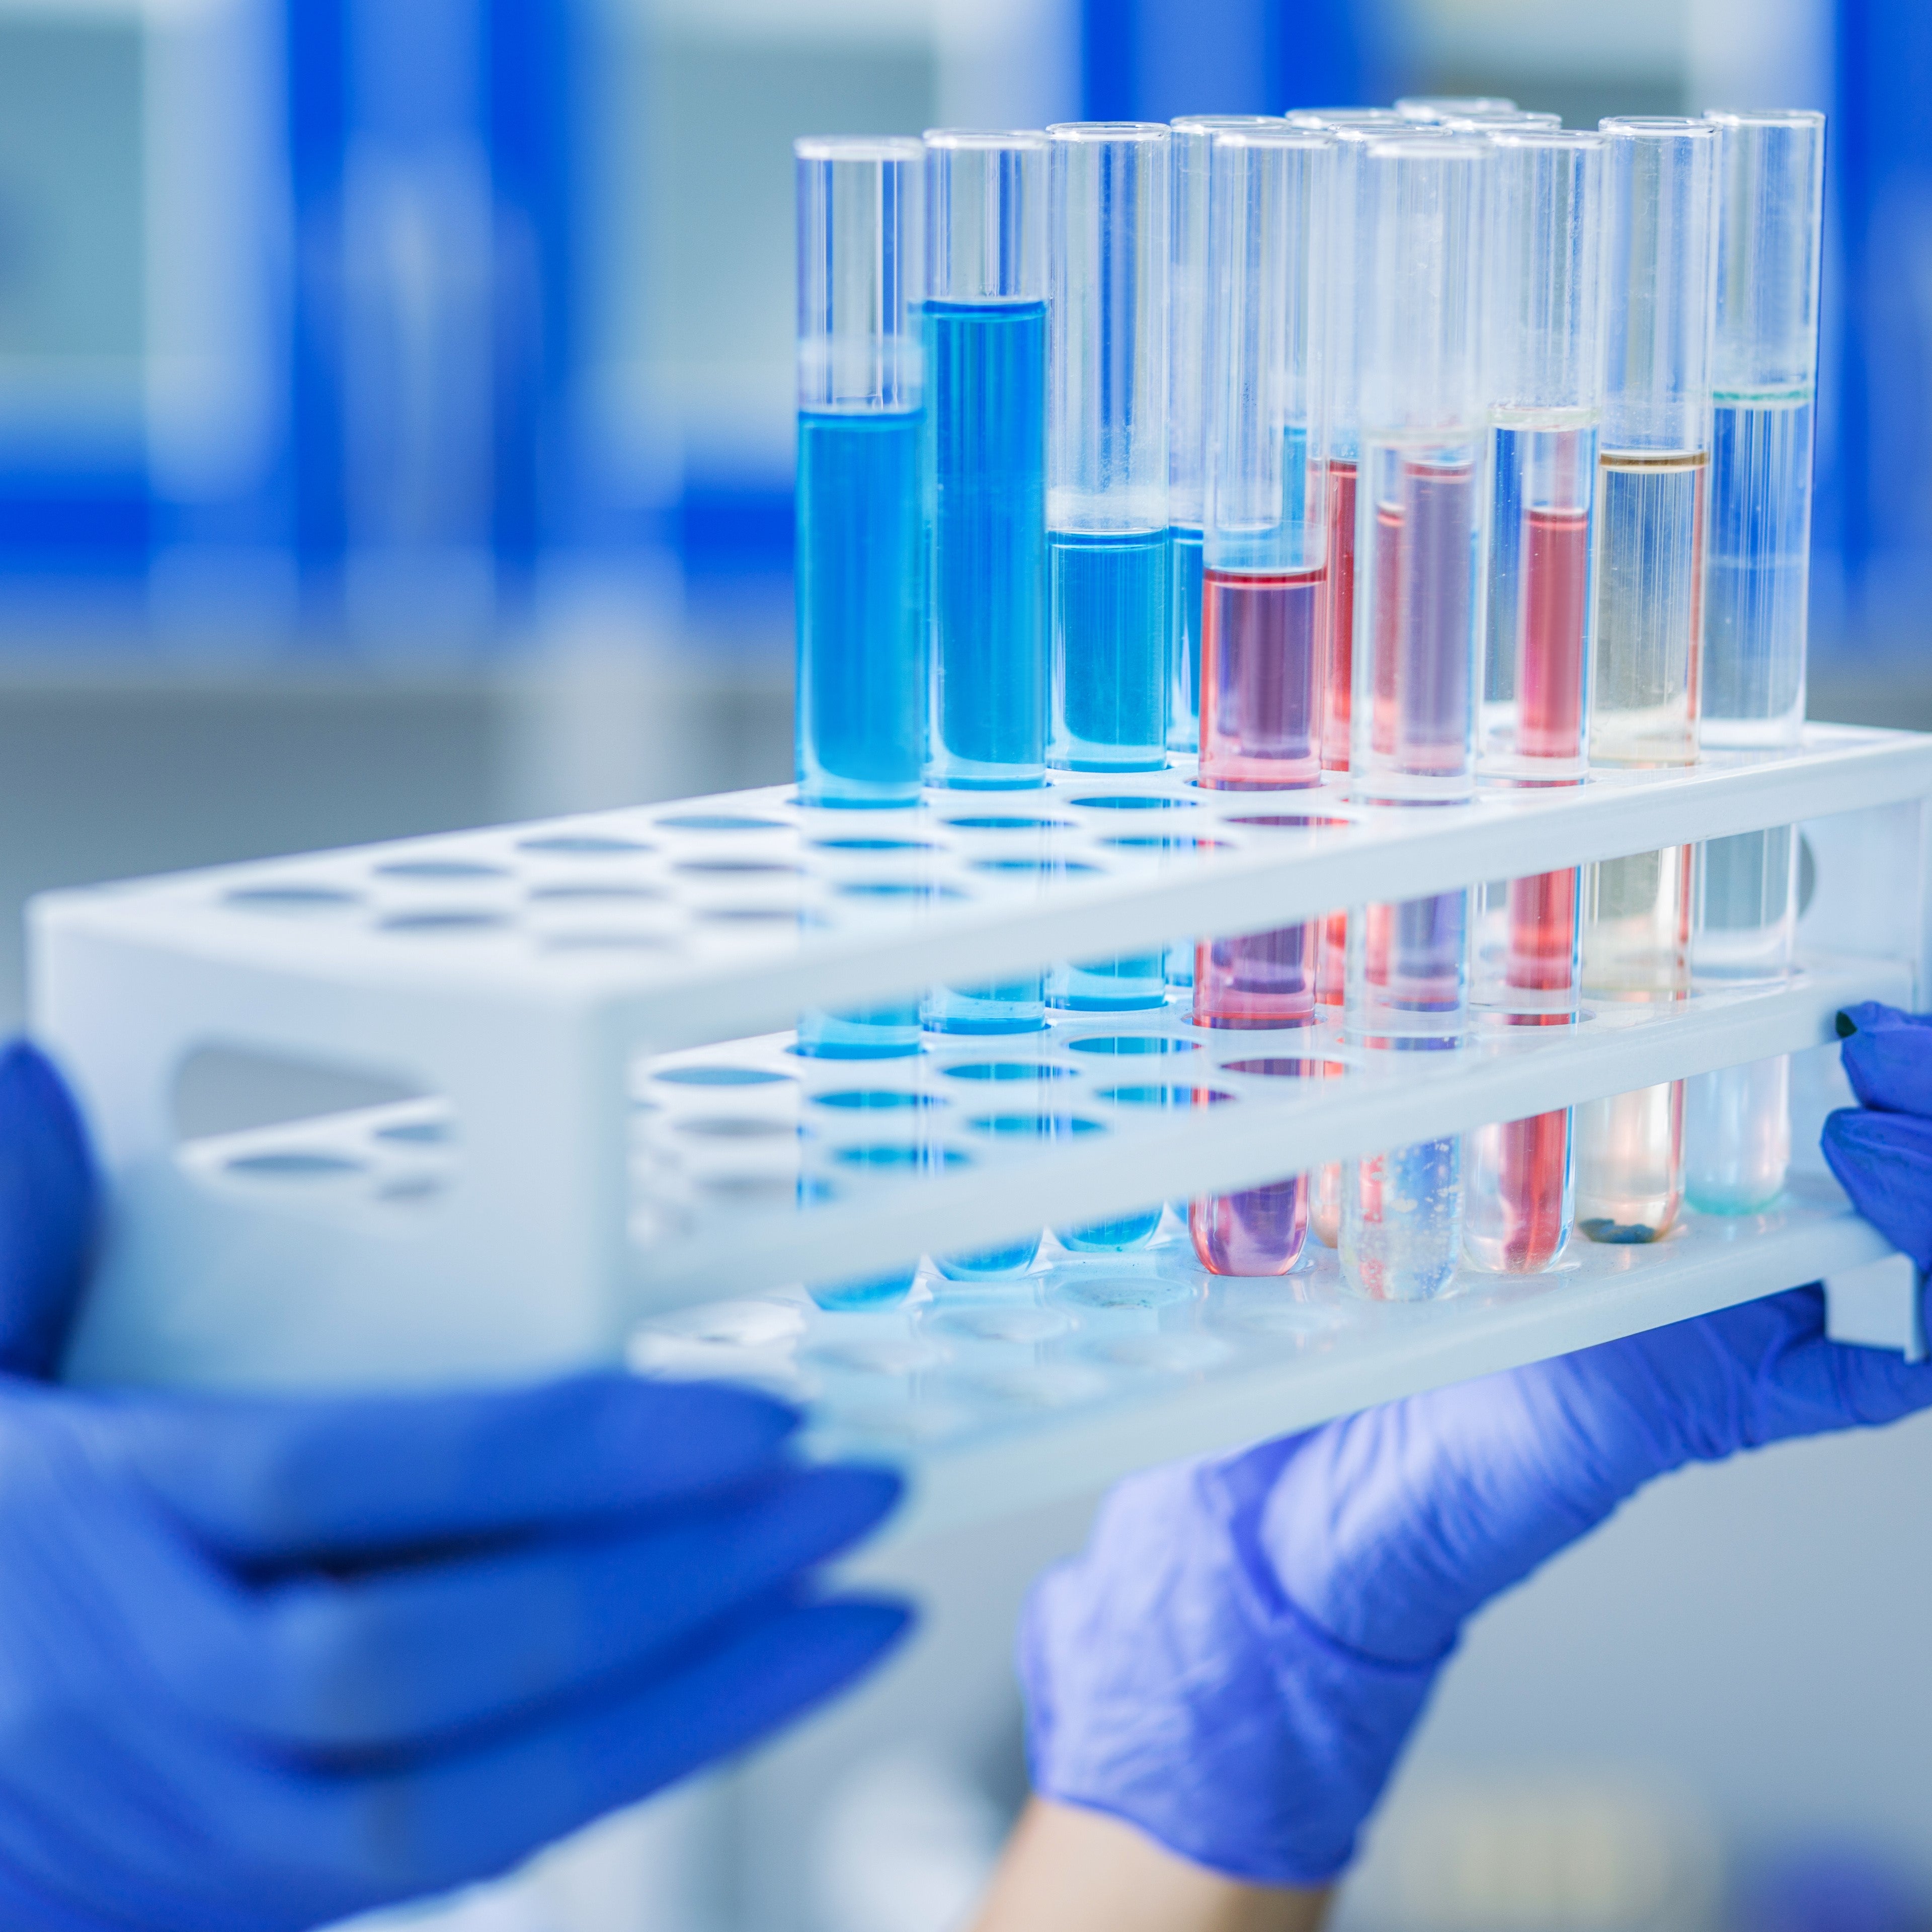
[4,1,1929,1928]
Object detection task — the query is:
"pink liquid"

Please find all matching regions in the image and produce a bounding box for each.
[1191,1178,1309,1276]
[1321,460,1356,772]
[1194,926,1315,1029]
[1198,566,1325,789]
[1518,506,1590,763]
[1310,1161,1341,1247]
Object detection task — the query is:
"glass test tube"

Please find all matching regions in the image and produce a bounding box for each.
[1578,118,1719,1242]
[1169,117,1287,755]
[1396,95,1518,123]
[1285,111,1410,1245]
[1048,122,1170,773]
[1046,123,1170,1033]
[1342,137,1490,1300]
[1188,126,1332,1275]
[795,137,926,810]
[794,139,927,1059]
[1466,129,1605,1272]
[1686,111,1823,1214]
[921,131,1052,1048]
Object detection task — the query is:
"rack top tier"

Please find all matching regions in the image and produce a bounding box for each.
[35,724,1932,1049]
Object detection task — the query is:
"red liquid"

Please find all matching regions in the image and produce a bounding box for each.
[1322,460,1356,771]
[1190,942,1316,1276]
[1198,566,1325,789]
[1316,906,1347,1008]
[1194,925,1315,1029]
[1191,1178,1308,1276]
[1518,506,1590,762]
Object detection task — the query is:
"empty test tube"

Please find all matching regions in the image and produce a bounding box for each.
[1577,118,1719,1243]
[1686,111,1824,1214]
[794,137,926,810]
[1188,124,1333,1276]
[922,130,1051,1042]
[1465,130,1605,1271]
[1170,116,1289,754]
[1342,136,1490,1300]
[1047,122,1171,772]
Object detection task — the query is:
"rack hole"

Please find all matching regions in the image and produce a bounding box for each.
[223,884,361,914]
[518,834,654,855]
[833,1144,971,1169]
[654,1066,793,1088]
[966,1112,1105,1137]
[945,816,1076,831]
[677,1117,793,1141]
[1069,794,1196,811]
[657,813,793,832]
[939,1061,1076,1082]
[813,1090,942,1110]
[226,1151,365,1180]
[1066,1035,1198,1057]
[1094,1083,1235,1106]
[379,911,510,935]
[375,859,511,880]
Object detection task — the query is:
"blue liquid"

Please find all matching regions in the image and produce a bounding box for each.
[796,410,927,806]
[935,1234,1043,1279]
[1704,394,1813,741]
[811,1269,918,1311]
[928,300,1048,788]
[1050,529,1169,770]
[796,1005,922,1058]
[1059,1209,1163,1252]
[1168,526,1203,752]
[1051,955,1169,1012]
[925,979,1047,1033]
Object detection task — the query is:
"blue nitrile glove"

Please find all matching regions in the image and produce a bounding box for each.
[1823,999,1932,1270]
[0,1039,910,1932]
[1022,1019,1932,1891]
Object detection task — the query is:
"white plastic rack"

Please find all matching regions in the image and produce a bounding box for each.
[31,723,1932,1535]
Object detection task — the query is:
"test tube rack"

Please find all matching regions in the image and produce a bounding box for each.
[32,723,1932,1538]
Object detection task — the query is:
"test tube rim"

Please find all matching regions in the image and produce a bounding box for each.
[1701,108,1827,129]
[1204,125,1332,154]
[1363,133,1493,161]
[1172,113,1293,131]
[1598,116,1722,138]
[924,127,1052,151]
[795,134,925,163]
[1286,106,1408,126]
[1397,95,1519,119]
[1486,127,1605,150]
[1047,121,1172,143]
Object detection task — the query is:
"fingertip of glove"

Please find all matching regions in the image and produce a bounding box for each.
[795,1593,917,1674]
[793,1460,906,1547]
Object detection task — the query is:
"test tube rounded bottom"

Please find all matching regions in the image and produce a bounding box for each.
[1058,1210,1163,1252]
[1464,1110,1573,1272]
[1575,1082,1685,1243]
[924,981,1048,1034]
[811,1268,918,1312]
[796,1005,923,1058]
[934,1235,1044,1280]
[1310,1162,1341,1246]
[1340,1140,1462,1300]
[1190,1179,1308,1275]
[1050,956,1169,1011]
[1685,1056,1791,1214]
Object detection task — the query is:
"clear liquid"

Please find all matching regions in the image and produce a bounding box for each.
[1353,440,1483,803]
[1576,844,1693,1242]
[927,300,1049,788]
[1590,451,1707,767]
[1344,889,1468,1298]
[1688,824,1798,1211]
[1322,459,1356,772]
[1485,417,1596,781]
[1198,567,1325,788]
[796,410,927,806]
[1686,1053,1791,1214]
[1169,526,1204,752]
[1050,528,1169,770]
[1703,393,1813,747]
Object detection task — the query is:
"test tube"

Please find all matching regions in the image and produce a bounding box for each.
[922,131,1052,1045]
[794,137,926,810]
[1289,110,1410,1247]
[1342,136,1490,1301]
[1686,111,1823,1214]
[1047,122,1171,772]
[1465,129,1604,1272]
[1577,118,1718,1244]
[1396,95,1518,122]
[1046,123,1170,1035]
[1188,125,1332,1275]
[1169,116,1288,756]
[924,130,1049,791]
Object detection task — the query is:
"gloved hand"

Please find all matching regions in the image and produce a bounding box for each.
[1823,998,1932,1269]
[1023,1001,1932,1892]
[0,1040,909,1931]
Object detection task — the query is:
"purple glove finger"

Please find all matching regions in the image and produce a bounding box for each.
[1837,1001,1932,1117]
[1822,1106,1932,1272]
